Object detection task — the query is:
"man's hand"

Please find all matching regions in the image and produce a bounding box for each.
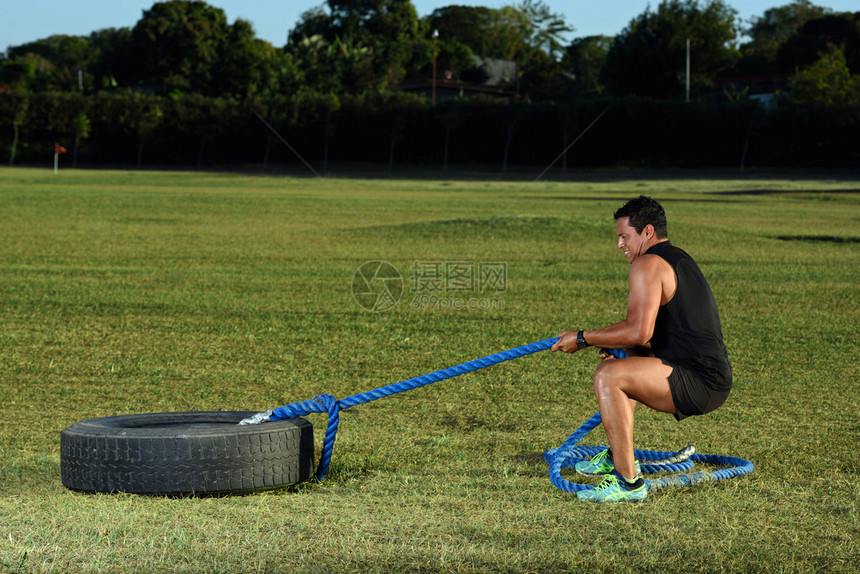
[551,330,582,353]
[598,348,617,361]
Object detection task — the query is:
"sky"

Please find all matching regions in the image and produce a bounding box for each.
[2,0,858,52]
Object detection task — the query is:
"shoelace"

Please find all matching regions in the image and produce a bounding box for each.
[594,475,620,491]
[590,449,610,466]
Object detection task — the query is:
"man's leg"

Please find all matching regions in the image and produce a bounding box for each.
[592,356,676,479]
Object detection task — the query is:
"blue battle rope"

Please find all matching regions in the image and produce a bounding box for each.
[241,338,754,492]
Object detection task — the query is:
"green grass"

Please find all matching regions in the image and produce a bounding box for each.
[0,167,858,572]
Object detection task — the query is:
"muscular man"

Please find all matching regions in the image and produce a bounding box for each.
[552,196,731,503]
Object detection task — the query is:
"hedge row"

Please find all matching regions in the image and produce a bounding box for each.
[2,91,858,169]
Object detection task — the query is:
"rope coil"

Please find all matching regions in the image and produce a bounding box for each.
[241,338,754,490]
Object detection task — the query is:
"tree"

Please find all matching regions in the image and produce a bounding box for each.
[216,19,283,98]
[130,0,230,93]
[289,8,372,94]
[72,112,91,167]
[132,97,164,166]
[425,5,495,55]
[480,5,529,91]
[8,96,29,166]
[738,1,832,75]
[520,50,568,101]
[517,0,573,60]
[439,103,462,171]
[787,43,860,106]
[288,0,421,92]
[602,0,739,99]
[88,27,135,90]
[480,1,571,95]
[420,1,571,96]
[288,33,343,93]
[564,35,613,95]
[502,102,528,171]
[294,34,378,94]
[361,0,421,86]
[122,1,293,98]
[7,35,93,92]
[779,12,860,74]
[415,9,488,83]
[0,59,38,92]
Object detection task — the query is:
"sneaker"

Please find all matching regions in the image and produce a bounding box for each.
[576,471,648,503]
[574,449,641,477]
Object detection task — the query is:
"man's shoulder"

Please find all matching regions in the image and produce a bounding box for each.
[631,252,672,273]
[648,240,694,261]
[628,253,674,291]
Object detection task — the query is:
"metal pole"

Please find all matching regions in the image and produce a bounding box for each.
[432,29,439,106]
[686,38,690,102]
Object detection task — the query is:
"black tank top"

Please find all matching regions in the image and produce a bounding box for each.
[647,241,732,391]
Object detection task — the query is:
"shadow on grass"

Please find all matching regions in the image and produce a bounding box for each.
[528,196,742,203]
[776,235,860,244]
[711,188,860,196]
[508,451,560,479]
[287,165,860,184]
[510,452,548,467]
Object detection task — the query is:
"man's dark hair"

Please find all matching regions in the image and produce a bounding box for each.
[614,195,668,238]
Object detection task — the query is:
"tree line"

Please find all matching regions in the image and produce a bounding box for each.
[2,0,859,168]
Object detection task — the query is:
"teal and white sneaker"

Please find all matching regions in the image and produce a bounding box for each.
[576,471,648,503]
[574,449,641,477]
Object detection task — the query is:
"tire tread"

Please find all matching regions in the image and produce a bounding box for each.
[60,411,313,495]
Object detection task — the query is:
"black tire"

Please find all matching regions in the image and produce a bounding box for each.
[60,411,314,495]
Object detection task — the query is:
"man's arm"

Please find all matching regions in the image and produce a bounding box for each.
[551,254,671,353]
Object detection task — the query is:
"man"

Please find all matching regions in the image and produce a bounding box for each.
[551,196,731,503]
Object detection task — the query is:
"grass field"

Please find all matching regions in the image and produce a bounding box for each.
[0,166,858,572]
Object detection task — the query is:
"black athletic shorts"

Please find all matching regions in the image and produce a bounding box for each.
[665,361,730,421]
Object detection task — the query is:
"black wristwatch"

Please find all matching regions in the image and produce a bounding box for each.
[576,330,590,350]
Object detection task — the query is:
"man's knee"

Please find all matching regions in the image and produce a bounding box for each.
[593,360,621,393]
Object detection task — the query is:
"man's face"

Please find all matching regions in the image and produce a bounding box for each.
[616,216,646,264]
